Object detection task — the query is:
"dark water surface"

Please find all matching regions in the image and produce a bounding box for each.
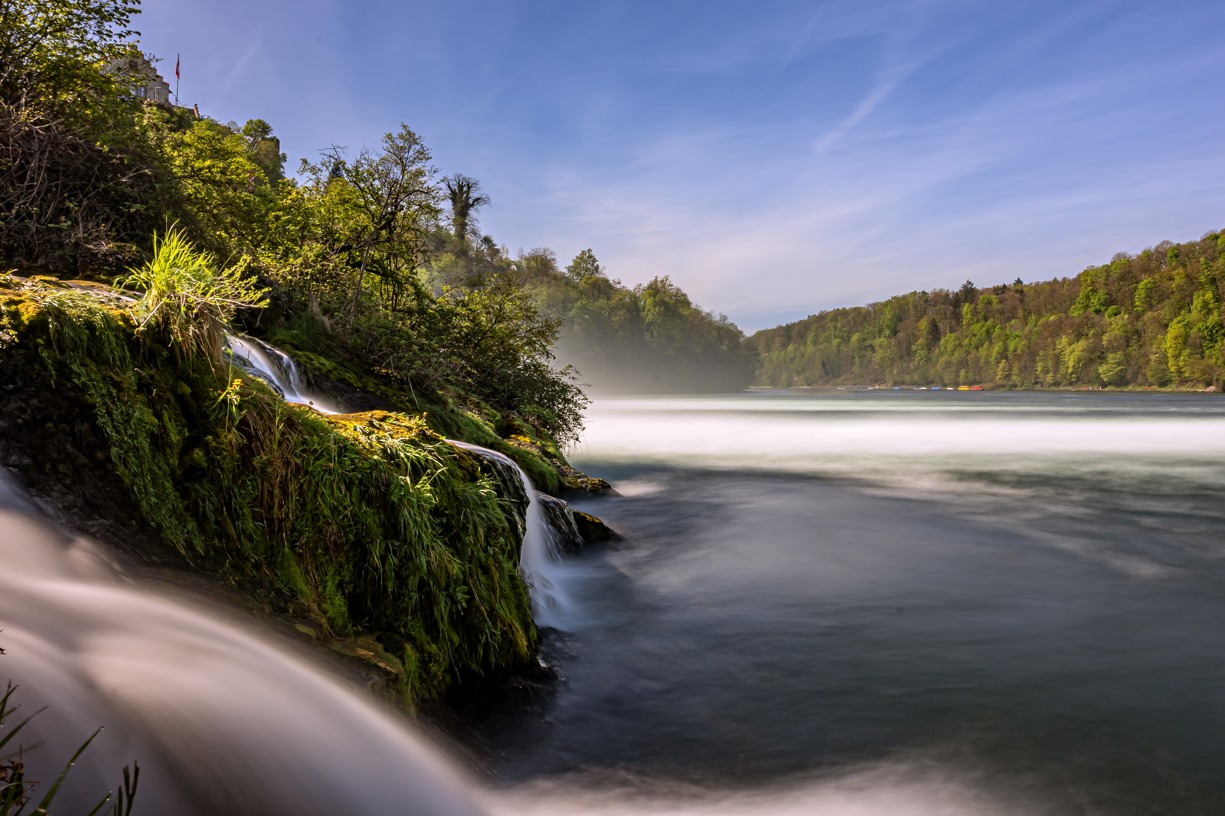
[481,391,1225,815]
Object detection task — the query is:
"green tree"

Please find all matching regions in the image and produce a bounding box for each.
[442,173,489,250]
[302,124,439,322]
[147,115,283,256]
[241,118,286,182]
[565,248,603,282]
[0,0,139,114]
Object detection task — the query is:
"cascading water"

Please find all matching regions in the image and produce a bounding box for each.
[0,469,1046,816]
[10,384,1172,815]
[0,471,489,816]
[447,441,573,629]
[223,334,345,415]
[221,336,574,625]
[0,336,580,814]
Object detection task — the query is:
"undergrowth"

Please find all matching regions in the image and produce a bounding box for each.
[117,228,266,367]
[0,280,536,701]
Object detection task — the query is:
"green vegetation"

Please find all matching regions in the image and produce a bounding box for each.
[751,232,1225,390]
[1,0,592,449]
[1,667,139,816]
[511,248,757,394]
[119,226,266,366]
[0,277,537,701]
[1,0,753,450]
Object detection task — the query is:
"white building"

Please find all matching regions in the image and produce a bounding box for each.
[105,54,172,105]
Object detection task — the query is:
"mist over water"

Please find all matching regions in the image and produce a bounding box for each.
[477,390,1225,815]
[575,390,1225,480]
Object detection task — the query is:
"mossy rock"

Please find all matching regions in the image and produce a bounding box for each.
[572,510,622,545]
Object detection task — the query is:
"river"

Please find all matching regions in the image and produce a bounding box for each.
[5,388,1225,815]
[480,390,1225,815]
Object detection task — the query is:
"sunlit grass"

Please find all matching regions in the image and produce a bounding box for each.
[118,227,266,366]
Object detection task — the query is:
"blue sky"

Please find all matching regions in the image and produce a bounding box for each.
[137,0,1225,331]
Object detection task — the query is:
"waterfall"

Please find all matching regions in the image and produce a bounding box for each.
[223,334,345,415]
[0,464,1039,816]
[0,471,489,816]
[218,336,573,624]
[0,335,578,815]
[447,441,572,629]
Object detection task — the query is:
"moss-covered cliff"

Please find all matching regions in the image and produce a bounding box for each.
[0,274,541,704]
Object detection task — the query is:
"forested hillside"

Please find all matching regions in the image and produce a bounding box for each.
[511,249,755,394]
[751,231,1225,390]
[428,236,755,394]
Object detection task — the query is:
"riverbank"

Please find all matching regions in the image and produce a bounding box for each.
[0,274,605,706]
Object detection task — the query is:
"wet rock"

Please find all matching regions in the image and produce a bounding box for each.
[572,509,622,546]
[535,492,583,554]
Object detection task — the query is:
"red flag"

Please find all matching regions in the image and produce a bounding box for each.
[175,54,180,80]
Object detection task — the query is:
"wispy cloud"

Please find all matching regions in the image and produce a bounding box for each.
[811,49,918,154]
[215,35,263,109]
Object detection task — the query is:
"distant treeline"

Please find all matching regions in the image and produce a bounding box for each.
[750,231,1225,390]
[505,248,756,394]
[435,246,756,395]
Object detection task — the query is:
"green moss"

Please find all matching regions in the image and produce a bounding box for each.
[19,288,203,553]
[0,280,538,702]
[492,437,561,495]
[266,333,585,496]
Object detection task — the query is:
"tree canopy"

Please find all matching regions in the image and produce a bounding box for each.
[751,232,1225,391]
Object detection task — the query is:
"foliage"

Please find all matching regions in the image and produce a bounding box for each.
[140,111,287,258]
[118,226,266,366]
[429,279,587,444]
[751,231,1225,390]
[297,125,440,322]
[1,677,138,816]
[0,0,751,460]
[515,248,756,394]
[0,101,170,269]
[0,2,162,269]
[0,0,139,116]
[564,248,602,281]
[0,282,538,700]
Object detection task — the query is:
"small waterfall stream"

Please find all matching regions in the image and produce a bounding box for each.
[224,334,345,415]
[447,441,573,629]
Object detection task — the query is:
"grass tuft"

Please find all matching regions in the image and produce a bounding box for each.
[117,227,266,367]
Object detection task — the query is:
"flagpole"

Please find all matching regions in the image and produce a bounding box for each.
[175,53,180,105]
